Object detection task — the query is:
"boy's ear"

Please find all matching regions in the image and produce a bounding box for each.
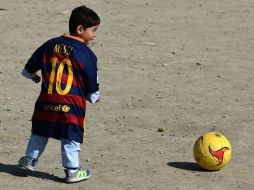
[76,25,83,34]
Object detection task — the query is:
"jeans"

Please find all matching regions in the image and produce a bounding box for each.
[25,134,80,169]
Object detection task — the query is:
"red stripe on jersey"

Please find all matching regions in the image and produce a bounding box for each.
[60,73,84,87]
[42,52,47,64]
[37,92,86,108]
[42,52,85,70]
[33,112,84,127]
[41,72,84,88]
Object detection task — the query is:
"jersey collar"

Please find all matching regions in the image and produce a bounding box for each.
[63,34,85,43]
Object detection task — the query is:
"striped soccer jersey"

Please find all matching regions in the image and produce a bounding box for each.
[24,34,99,143]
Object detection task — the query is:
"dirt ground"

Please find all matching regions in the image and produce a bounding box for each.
[0,0,253,189]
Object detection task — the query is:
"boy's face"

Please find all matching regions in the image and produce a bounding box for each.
[77,25,99,45]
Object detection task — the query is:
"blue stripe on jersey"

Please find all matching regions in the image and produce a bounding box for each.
[32,120,84,143]
[41,82,85,97]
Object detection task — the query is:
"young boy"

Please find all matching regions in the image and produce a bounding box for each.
[18,5,100,183]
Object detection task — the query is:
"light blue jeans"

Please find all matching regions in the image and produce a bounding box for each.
[25,134,80,169]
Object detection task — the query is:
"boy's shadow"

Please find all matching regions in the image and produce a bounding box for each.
[167,161,207,172]
[0,163,64,183]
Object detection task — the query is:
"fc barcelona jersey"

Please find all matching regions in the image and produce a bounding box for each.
[24,34,99,143]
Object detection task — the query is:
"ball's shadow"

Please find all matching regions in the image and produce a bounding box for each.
[167,162,208,172]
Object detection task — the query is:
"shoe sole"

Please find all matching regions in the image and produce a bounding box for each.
[19,165,35,171]
[66,174,91,183]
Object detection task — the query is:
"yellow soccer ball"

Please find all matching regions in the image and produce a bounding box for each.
[193,132,232,171]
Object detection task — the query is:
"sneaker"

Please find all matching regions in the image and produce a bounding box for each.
[65,167,91,183]
[18,156,37,171]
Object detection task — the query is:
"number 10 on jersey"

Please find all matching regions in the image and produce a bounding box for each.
[48,57,73,95]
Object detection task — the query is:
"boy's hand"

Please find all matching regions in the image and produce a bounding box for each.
[31,73,41,83]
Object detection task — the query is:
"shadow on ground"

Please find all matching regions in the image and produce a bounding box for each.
[167,162,209,172]
[0,163,65,183]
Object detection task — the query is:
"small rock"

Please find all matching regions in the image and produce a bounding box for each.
[61,10,69,15]
[141,42,156,46]
[86,158,91,162]
[158,128,165,132]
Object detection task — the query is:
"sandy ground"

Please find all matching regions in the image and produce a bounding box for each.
[0,0,254,189]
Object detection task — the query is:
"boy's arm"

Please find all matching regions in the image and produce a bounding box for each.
[21,68,41,83]
[86,90,100,103]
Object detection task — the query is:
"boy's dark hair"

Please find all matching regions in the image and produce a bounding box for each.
[69,5,100,35]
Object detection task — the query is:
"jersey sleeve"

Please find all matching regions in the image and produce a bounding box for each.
[82,50,99,96]
[24,44,45,74]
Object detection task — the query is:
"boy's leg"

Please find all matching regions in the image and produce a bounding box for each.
[61,139,80,169]
[25,134,48,159]
[61,139,91,183]
[18,134,48,171]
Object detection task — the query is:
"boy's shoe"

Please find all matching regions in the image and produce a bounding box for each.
[65,167,91,183]
[18,156,37,171]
